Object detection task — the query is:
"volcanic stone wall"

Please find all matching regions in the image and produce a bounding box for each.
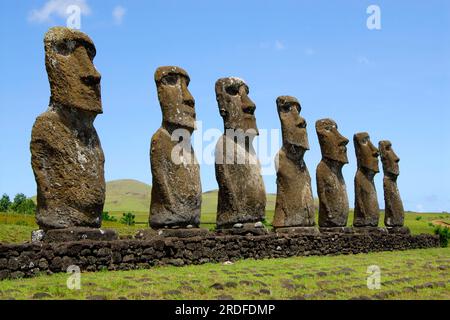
[0,233,439,280]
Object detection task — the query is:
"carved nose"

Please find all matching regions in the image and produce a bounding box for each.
[243,104,256,115]
[339,136,349,146]
[242,94,256,115]
[182,84,195,108]
[297,117,306,128]
[184,98,195,108]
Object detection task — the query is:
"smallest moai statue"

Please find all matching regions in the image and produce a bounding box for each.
[379,141,409,234]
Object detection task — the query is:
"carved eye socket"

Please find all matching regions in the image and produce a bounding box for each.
[85,46,96,60]
[225,85,239,96]
[54,41,73,56]
[281,104,292,113]
[161,75,178,85]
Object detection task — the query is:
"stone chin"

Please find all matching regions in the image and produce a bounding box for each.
[285,139,309,152]
[362,161,379,173]
[385,166,399,177]
[242,117,259,135]
[53,97,102,115]
[164,118,197,132]
[226,117,259,136]
[323,148,348,164]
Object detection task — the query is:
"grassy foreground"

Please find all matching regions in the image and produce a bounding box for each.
[0,248,448,300]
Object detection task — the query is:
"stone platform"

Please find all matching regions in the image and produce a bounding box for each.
[32,228,118,243]
[0,232,439,280]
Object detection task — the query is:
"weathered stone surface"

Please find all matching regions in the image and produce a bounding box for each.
[31,27,105,230]
[149,66,202,229]
[273,96,315,228]
[353,132,380,227]
[155,228,210,238]
[315,119,350,227]
[214,77,266,229]
[275,227,320,235]
[40,227,118,243]
[319,227,354,234]
[353,227,388,235]
[386,226,410,234]
[379,140,405,227]
[216,223,269,236]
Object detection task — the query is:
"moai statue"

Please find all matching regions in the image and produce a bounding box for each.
[353,132,384,232]
[273,96,318,235]
[379,140,409,234]
[315,119,351,233]
[148,66,207,238]
[30,27,117,242]
[214,77,267,235]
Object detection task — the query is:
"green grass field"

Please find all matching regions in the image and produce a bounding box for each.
[0,247,448,300]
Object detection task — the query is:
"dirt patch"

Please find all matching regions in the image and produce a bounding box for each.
[432,220,450,228]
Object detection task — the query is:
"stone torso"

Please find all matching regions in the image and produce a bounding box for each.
[383,176,404,227]
[353,169,380,227]
[31,109,105,230]
[215,134,266,228]
[150,127,201,228]
[316,160,349,227]
[273,149,315,227]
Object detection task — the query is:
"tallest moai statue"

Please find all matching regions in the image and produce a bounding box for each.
[30,27,116,241]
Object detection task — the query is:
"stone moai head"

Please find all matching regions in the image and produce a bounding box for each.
[155,66,196,133]
[215,77,258,135]
[379,140,400,176]
[354,132,379,173]
[44,27,102,114]
[316,119,349,164]
[276,96,309,152]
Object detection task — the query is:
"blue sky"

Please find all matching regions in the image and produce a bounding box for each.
[0,0,449,212]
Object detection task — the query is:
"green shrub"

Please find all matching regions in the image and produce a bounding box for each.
[262,219,272,228]
[9,193,36,215]
[101,211,117,222]
[0,194,11,212]
[415,216,422,221]
[120,212,135,226]
[434,226,450,247]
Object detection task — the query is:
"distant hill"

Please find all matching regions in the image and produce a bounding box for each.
[34,179,317,213]
[104,179,151,212]
[103,180,277,213]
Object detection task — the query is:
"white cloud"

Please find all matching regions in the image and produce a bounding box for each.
[28,0,91,23]
[304,47,315,56]
[274,40,285,51]
[260,40,286,51]
[357,56,370,65]
[112,5,126,25]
